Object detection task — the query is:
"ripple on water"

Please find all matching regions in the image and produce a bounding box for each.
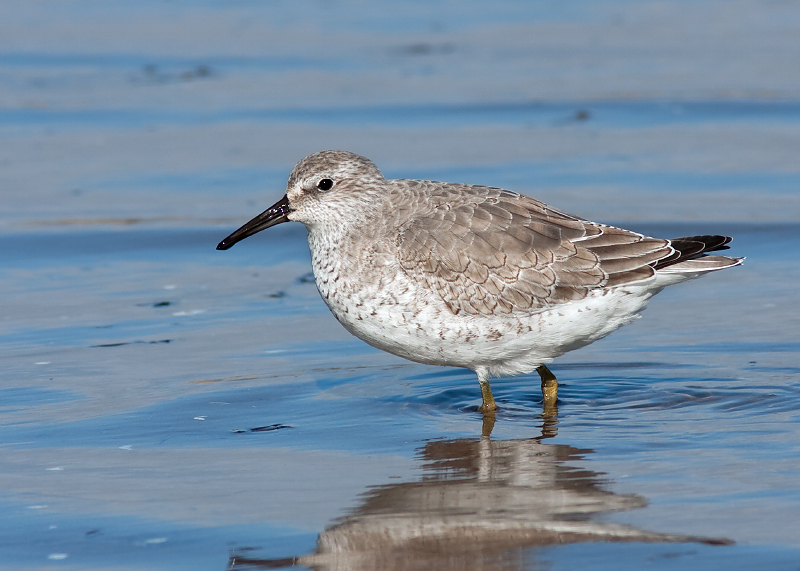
[366,359,800,436]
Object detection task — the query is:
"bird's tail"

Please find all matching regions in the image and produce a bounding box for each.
[655,235,744,274]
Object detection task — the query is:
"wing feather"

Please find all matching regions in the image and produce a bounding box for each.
[395,182,673,316]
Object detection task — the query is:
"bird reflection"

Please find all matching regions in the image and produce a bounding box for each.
[482,395,558,438]
[230,415,729,570]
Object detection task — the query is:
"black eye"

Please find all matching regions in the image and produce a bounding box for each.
[317,178,333,191]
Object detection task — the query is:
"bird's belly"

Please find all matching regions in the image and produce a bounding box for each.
[317,271,658,375]
[318,278,475,367]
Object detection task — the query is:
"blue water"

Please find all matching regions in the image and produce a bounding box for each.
[3,100,800,132]
[2,1,799,569]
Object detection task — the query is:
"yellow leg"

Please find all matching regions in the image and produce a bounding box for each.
[476,368,497,413]
[537,364,558,410]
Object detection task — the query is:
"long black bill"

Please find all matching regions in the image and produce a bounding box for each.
[217,195,293,250]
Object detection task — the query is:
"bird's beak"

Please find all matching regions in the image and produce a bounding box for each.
[216,195,293,250]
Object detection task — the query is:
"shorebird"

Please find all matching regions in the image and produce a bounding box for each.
[218,150,742,413]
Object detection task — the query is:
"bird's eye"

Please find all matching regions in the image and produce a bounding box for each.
[317,178,334,191]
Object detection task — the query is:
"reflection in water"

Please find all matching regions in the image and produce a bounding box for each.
[231,416,730,570]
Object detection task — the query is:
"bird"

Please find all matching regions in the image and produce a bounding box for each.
[217,150,743,413]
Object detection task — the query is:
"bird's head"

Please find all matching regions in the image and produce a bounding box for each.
[217,150,385,250]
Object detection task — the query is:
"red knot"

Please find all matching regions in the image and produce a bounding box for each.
[218,150,743,413]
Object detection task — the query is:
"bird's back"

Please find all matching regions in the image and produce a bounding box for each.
[390,179,728,319]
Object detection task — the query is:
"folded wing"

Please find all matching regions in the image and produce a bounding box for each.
[397,184,675,316]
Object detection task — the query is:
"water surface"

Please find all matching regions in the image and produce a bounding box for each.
[1,1,799,569]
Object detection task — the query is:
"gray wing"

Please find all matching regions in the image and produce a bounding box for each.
[396,184,672,316]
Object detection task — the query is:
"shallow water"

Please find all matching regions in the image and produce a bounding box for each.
[2,1,800,570]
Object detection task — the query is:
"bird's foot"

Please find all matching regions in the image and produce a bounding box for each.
[477,400,497,414]
[537,364,558,409]
[477,368,497,413]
